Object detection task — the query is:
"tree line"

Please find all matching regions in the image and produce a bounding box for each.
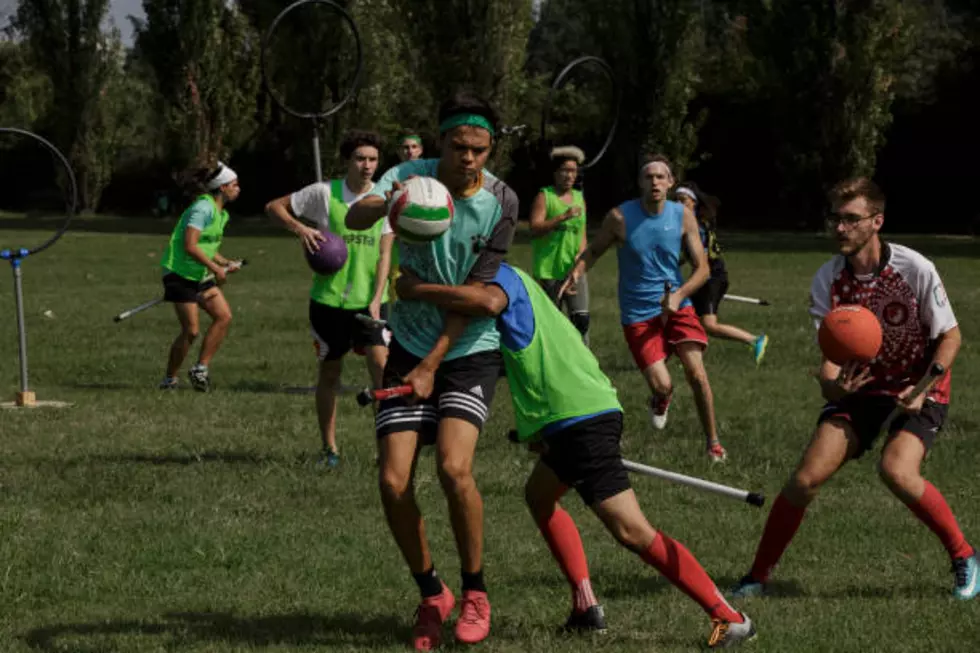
[1,0,978,232]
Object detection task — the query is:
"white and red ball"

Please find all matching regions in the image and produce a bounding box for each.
[388,176,455,244]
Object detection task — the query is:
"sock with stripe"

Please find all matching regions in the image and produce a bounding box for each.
[537,507,597,614]
[641,532,742,624]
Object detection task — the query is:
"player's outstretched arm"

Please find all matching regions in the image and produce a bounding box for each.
[345,195,388,230]
[677,206,710,299]
[396,270,507,318]
[559,208,623,297]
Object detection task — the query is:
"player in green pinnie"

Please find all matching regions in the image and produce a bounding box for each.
[396,262,757,649]
[159,161,243,392]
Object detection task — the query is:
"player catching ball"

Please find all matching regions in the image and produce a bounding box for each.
[346,92,518,650]
[159,161,243,392]
[528,145,590,342]
[396,262,756,648]
[674,182,768,364]
[265,129,391,468]
[730,178,978,600]
[561,154,727,462]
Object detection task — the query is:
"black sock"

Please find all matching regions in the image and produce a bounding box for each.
[413,567,442,598]
[461,569,486,593]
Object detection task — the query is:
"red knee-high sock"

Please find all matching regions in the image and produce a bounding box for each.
[908,481,974,561]
[749,492,807,583]
[641,532,742,624]
[538,507,596,613]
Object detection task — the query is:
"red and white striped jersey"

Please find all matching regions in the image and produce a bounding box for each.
[809,242,957,403]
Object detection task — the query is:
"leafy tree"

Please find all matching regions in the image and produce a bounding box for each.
[133,0,261,179]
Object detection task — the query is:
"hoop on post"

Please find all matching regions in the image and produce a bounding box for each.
[0,127,77,409]
[260,0,364,182]
[540,56,622,172]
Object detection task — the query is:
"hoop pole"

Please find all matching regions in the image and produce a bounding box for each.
[12,260,29,394]
[312,125,323,183]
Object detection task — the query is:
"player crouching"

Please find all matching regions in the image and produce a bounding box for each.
[730,178,978,601]
[398,262,756,648]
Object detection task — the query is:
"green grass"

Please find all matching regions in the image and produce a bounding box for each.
[1,219,979,652]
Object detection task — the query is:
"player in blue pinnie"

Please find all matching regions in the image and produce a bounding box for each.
[395,262,756,649]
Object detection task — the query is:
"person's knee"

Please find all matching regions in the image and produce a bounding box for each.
[601,511,655,552]
[213,309,232,326]
[878,456,919,494]
[438,455,475,494]
[525,484,555,522]
[570,312,590,337]
[379,463,414,503]
[682,359,709,388]
[181,325,200,342]
[785,468,824,505]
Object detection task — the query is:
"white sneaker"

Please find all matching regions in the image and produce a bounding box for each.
[648,393,671,430]
[708,612,756,648]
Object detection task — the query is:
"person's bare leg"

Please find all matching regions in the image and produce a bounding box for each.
[378,430,430,572]
[674,343,719,447]
[166,302,199,378]
[702,314,755,345]
[435,418,483,574]
[316,358,343,453]
[197,288,232,366]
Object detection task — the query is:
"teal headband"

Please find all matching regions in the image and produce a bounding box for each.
[438,113,495,136]
[401,134,422,145]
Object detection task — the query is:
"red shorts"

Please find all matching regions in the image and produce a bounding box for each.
[622,305,708,370]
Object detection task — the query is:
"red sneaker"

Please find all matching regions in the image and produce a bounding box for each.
[707,441,728,463]
[413,583,455,651]
[454,590,491,644]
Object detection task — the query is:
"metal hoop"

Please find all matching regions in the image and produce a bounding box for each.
[260,0,364,121]
[0,127,77,259]
[540,56,621,170]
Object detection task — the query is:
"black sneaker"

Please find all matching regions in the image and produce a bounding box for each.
[562,605,607,634]
[188,364,210,392]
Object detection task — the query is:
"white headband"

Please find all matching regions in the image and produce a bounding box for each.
[675,187,698,203]
[206,162,237,190]
[640,160,673,178]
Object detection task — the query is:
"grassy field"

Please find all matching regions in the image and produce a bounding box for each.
[1,217,979,653]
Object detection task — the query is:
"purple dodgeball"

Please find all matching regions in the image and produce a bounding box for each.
[305,230,348,274]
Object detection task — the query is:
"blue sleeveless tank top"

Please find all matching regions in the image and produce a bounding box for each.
[616,199,690,325]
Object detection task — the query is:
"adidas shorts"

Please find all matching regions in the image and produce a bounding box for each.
[376,338,502,443]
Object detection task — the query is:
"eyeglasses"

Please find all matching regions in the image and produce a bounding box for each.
[825,212,879,229]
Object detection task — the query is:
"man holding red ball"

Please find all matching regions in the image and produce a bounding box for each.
[730,177,978,601]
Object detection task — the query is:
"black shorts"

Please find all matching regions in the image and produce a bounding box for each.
[162,272,216,303]
[817,395,947,458]
[309,301,388,362]
[376,338,501,442]
[540,411,629,506]
[690,273,728,317]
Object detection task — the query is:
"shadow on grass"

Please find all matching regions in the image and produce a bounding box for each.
[23,610,405,650]
[227,380,317,395]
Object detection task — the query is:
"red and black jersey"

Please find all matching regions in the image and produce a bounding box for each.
[809,242,957,403]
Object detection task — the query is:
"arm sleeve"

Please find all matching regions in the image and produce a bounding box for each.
[808,265,833,331]
[467,186,519,283]
[184,200,213,231]
[488,264,536,351]
[289,182,330,224]
[382,216,393,236]
[919,263,958,339]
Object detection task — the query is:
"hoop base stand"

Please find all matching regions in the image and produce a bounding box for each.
[2,251,72,410]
